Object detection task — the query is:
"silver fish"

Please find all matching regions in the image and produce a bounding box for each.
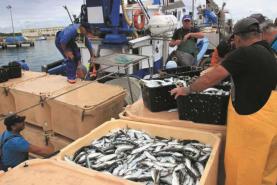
[131,143,152,154]
[115,145,134,154]
[97,154,117,163]
[68,128,212,185]
[144,151,157,161]
[172,171,180,185]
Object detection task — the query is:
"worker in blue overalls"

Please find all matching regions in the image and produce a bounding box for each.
[0,114,54,171]
[55,23,95,83]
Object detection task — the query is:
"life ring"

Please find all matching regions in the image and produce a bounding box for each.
[134,10,145,30]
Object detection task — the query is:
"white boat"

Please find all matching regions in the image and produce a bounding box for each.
[36,36,47,41]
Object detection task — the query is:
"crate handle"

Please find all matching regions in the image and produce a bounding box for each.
[3,87,9,96]
[39,94,47,107]
[81,110,94,122]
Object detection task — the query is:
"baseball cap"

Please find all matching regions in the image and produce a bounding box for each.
[182,15,192,21]
[4,114,26,127]
[233,17,260,35]
[249,13,266,24]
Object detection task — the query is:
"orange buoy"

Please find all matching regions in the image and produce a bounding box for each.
[134,10,145,30]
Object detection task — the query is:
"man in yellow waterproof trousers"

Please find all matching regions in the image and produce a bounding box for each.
[171,17,277,185]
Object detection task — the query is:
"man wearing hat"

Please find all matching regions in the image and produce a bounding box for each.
[55,23,96,83]
[169,15,204,66]
[0,114,54,171]
[171,17,277,185]
[250,13,277,54]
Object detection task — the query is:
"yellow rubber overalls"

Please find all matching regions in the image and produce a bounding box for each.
[225,91,277,185]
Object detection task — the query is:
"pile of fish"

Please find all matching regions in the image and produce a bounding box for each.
[141,77,230,96]
[65,129,212,185]
[141,77,187,88]
[201,88,230,96]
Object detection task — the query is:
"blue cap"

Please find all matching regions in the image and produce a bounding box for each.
[182,15,192,21]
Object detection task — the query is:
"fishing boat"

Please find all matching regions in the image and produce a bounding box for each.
[4,36,34,48]
[42,0,231,102]
[36,36,47,41]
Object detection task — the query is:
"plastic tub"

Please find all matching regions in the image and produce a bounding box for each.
[161,66,202,78]
[120,99,226,137]
[0,71,46,115]
[10,75,85,130]
[0,67,9,83]
[177,93,230,125]
[8,61,22,78]
[49,82,126,140]
[141,82,176,112]
[56,119,221,185]
[0,159,138,185]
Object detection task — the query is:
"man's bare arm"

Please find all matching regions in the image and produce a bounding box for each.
[171,65,230,98]
[190,65,230,92]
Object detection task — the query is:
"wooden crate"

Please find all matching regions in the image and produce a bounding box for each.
[0,159,138,185]
[49,83,126,140]
[56,119,221,185]
[0,71,46,115]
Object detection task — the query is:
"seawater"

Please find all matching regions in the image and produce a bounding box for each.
[0,39,62,71]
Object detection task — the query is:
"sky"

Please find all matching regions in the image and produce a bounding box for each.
[0,0,84,33]
[0,0,276,33]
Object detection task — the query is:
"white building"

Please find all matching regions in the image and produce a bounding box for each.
[22,27,64,38]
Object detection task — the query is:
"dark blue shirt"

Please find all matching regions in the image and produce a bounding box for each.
[56,24,93,50]
[0,131,29,168]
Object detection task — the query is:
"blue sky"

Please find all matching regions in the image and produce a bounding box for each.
[0,0,276,33]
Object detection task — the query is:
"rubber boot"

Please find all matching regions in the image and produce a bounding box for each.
[66,59,77,84]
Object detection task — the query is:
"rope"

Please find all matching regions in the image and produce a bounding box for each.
[0,64,134,122]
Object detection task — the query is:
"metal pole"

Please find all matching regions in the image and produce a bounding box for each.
[192,0,195,25]
[63,5,74,24]
[7,5,15,40]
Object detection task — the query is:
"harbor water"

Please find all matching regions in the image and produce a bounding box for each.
[0,39,62,71]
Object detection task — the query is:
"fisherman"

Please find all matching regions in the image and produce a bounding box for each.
[55,23,96,83]
[210,35,235,66]
[273,18,277,53]
[0,114,54,171]
[171,17,277,185]
[169,15,204,66]
[250,13,277,53]
[200,35,235,76]
[261,23,277,53]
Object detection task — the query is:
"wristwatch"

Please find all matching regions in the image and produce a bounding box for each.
[184,86,192,95]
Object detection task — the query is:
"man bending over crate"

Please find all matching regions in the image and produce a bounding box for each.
[171,17,277,185]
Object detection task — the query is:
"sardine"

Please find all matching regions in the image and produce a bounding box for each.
[131,143,152,154]
[172,171,180,185]
[68,128,212,185]
[97,154,117,163]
